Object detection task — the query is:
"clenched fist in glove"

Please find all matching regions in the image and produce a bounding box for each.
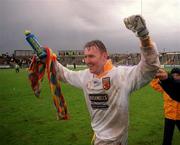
[124,15,149,38]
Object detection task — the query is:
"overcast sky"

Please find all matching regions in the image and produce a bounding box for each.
[0,0,180,54]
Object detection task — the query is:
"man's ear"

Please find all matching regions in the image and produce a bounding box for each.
[103,52,108,59]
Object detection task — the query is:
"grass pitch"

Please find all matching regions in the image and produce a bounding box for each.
[0,69,179,145]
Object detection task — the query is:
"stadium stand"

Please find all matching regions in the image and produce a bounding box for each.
[0,50,179,68]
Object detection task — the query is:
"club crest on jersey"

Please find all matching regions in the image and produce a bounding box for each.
[102,77,110,90]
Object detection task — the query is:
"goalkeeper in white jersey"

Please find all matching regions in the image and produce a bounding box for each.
[55,15,160,145]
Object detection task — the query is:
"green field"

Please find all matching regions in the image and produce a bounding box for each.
[0,69,179,145]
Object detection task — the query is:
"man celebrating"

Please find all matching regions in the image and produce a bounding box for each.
[54,15,160,145]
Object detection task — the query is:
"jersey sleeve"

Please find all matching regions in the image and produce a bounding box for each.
[54,61,86,89]
[122,41,160,93]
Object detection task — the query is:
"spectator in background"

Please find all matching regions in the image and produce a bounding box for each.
[73,62,76,69]
[15,64,20,73]
[158,68,180,102]
[150,68,180,145]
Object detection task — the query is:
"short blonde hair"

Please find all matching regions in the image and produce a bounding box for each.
[84,40,107,53]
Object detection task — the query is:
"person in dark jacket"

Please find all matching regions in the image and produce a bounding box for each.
[153,67,180,145]
[156,67,180,102]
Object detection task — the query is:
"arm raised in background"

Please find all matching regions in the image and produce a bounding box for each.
[157,68,180,102]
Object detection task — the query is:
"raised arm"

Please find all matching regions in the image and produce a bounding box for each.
[123,15,160,92]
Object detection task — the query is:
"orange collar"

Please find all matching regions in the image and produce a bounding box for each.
[94,59,114,78]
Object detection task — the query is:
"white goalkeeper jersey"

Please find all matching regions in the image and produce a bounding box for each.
[55,43,160,142]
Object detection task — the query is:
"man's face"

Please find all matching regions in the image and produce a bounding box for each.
[172,73,180,81]
[84,46,107,75]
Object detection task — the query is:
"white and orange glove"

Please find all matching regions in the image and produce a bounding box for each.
[124,15,149,38]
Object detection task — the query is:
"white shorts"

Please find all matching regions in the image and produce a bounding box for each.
[94,133,128,145]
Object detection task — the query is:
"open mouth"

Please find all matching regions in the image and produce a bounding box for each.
[87,64,94,68]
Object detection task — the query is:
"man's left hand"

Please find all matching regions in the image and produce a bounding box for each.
[124,15,149,38]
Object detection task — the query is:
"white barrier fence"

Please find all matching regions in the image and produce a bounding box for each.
[0,65,11,69]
